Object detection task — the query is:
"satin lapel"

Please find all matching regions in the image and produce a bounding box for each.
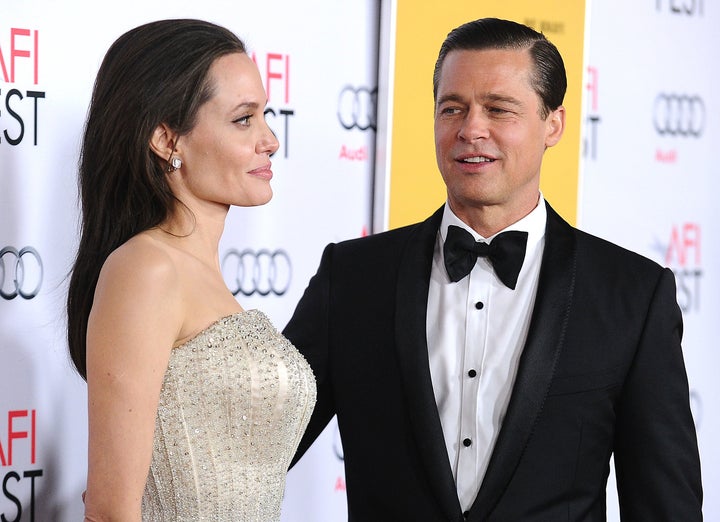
[395,206,462,519]
[470,202,578,520]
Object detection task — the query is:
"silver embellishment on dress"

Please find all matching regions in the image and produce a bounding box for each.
[142,310,316,521]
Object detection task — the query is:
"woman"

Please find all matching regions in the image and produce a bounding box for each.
[66,19,316,521]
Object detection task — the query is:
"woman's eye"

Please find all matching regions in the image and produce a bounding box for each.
[233,115,251,126]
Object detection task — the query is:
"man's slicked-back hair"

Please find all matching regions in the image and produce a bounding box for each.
[433,18,567,118]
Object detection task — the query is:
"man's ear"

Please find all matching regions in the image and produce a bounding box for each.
[149,123,179,161]
[545,105,565,148]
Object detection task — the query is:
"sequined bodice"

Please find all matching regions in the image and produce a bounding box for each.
[141,310,316,521]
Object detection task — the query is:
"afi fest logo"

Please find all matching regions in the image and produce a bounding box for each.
[1,409,42,521]
[252,51,294,159]
[583,66,601,161]
[337,85,376,162]
[655,222,703,314]
[0,27,45,146]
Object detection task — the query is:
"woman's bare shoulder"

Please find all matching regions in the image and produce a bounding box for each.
[95,231,182,305]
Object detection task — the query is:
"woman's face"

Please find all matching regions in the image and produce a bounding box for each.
[173,52,279,210]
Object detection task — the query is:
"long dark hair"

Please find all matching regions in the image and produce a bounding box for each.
[67,19,246,379]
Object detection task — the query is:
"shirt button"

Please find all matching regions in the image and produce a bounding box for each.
[474,301,484,310]
[468,369,477,378]
[463,438,472,447]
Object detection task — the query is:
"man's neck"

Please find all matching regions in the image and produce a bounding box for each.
[448,194,541,238]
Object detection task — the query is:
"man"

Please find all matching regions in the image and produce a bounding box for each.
[285,18,702,521]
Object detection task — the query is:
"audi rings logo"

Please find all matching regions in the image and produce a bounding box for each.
[222,249,291,297]
[0,246,43,300]
[653,93,705,137]
[337,85,377,131]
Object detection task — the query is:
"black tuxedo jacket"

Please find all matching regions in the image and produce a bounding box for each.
[285,202,702,521]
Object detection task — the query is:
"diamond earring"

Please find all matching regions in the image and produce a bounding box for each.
[167,156,182,172]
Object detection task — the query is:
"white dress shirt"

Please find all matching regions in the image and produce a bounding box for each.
[426,195,547,511]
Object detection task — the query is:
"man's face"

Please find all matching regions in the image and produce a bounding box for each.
[434,48,564,227]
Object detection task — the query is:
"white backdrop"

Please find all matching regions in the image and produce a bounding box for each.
[1,1,377,520]
[2,1,717,520]
[579,1,718,519]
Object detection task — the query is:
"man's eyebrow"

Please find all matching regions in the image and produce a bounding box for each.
[436,92,523,107]
[483,93,523,106]
[436,93,465,106]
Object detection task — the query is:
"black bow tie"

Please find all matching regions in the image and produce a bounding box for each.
[443,225,528,289]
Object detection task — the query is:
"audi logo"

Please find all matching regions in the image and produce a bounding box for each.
[337,85,377,131]
[653,93,705,137]
[221,248,291,297]
[0,246,43,300]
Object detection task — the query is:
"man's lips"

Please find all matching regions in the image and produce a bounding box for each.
[456,154,496,164]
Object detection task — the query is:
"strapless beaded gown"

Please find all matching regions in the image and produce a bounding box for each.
[141,310,316,521]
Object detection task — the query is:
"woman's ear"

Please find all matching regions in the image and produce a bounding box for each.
[149,123,179,162]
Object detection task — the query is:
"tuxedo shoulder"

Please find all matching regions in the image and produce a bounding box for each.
[332,220,426,255]
[545,201,667,279]
[573,227,666,275]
